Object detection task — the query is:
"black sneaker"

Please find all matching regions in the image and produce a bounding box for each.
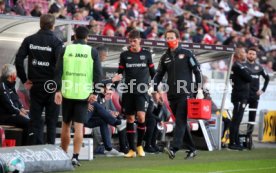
[72,158,81,167]
[228,144,243,151]
[185,150,197,160]
[163,147,175,159]
[144,146,158,153]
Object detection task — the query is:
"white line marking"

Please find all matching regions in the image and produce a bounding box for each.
[209,167,276,173]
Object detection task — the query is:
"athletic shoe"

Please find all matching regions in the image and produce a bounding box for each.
[116,120,126,131]
[185,150,197,160]
[137,146,145,157]
[228,144,243,151]
[104,148,124,157]
[71,158,81,167]
[124,149,136,158]
[144,145,158,153]
[163,147,175,160]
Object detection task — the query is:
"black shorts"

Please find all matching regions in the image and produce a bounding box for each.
[62,98,88,123]
[122,93,149,115]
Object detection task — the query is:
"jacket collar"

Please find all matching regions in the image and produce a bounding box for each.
[37,29,54,35]
[73,39,87,45]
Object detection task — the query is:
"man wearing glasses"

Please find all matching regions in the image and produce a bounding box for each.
[117,29,155,158]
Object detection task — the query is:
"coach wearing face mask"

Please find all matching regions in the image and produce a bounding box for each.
[153,29,202,160]
[0,64,30,146]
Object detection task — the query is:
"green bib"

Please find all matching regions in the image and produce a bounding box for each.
[62,44,93,99]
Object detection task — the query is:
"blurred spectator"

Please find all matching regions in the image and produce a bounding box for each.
[79,0,92,10]
[216,26,227,43]
[115,26,126,37]
[88,19,101,35]
[102,18,117,36]
[72,11,83,20]
[263,60,274,73]
[247,3,264,21]
[57,6,69,19]
[237,0,248,13]
[202,28,216,44]
[271,16,276,40]
[192,27,203,43]
[30,4,42,17]
[126,3,139,20]
[0,1,8,14]
[259,23,272,51]
[184,0,198,14]
[202,5,214,20]
[215,7,229,26]
[237,11,249,29]
[219,0,231,13]
[13,0,27,15]
[48,0,64,14]
[67,0,80,16]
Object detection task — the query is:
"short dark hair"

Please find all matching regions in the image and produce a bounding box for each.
[128,29,141,39]
[40,14,55,30]
[75,26,89,39]
[248,47,257,53]
[164,29,180,39]
[97,44,108,53]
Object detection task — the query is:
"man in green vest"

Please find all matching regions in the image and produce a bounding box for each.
[54,26,102,167]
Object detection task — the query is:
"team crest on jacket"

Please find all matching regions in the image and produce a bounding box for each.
[254,65,259,70]
[32,59,37,65]
[179,54,185,59]
[140,55,146,60]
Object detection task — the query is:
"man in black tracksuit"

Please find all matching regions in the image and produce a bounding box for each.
[118,30,155,158]
[0,64,30,146]
[229,47,252,150]
[245,47,269,135]
[15,14,63,145]
[153,29,202,159]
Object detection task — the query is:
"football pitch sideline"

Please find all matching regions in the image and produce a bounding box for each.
[60,148,276,173]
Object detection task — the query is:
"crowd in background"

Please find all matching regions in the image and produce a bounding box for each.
[0,0,275,74]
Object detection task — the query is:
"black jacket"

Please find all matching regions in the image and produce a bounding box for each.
[245,62,270,101]
[118,47,155,94]
[230,61,252,102]
[0,78,23,115]
[15,29,63,84]
[153,46,202,100]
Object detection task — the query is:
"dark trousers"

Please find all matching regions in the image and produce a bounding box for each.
[247,100,259,135]
[0,114,30,145]
[169,96,195,152]
[85,102,125,150]
[29,84,59,145]
[144,115,159,147]
[85,116,113,150]
[230,101,247,145]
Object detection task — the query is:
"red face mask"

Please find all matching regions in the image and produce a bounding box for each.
[10,74,17,82]
[166,39,179,49]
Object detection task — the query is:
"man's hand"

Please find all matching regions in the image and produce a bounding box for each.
[24,80,33,90]
[88,104,94,112]
[257,90,264,96]
[152,92,161,103]
[20,108,28,115]
[111,73,122,83]
[88,94,97,103]
[110,111,119,117]
[54,91,62,105]
[196,88,204,99]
